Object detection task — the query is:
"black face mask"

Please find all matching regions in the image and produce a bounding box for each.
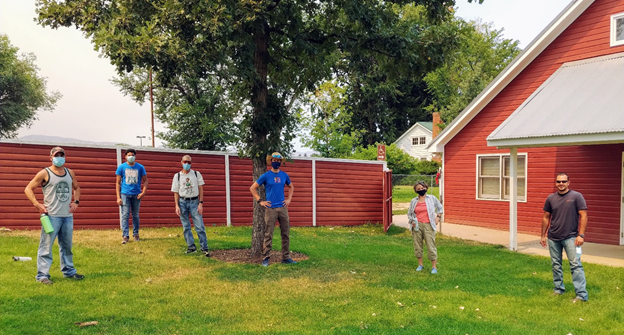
[416,190,427,196]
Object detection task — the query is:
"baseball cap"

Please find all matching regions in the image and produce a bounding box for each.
[50,146,65,156]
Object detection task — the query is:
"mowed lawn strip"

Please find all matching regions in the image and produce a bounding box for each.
[0,225,622,334]
[392,185,439,215]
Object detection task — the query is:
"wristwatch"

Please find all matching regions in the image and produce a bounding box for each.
[199,201,203,204]
[257,199,262,204]
[578,234,585,238]
[74,200,80,204]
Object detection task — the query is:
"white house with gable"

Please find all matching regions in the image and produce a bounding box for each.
[394,122,433,161]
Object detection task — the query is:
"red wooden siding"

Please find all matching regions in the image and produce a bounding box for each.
[444,0,624,244]
[0,143,119,229]
[315,161,384,226]
[0,142,385,230]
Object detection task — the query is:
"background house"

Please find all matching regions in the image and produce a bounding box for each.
[428,0,624,246]
[394,122,433,161]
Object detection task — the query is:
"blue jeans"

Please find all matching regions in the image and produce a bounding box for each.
[121,194,141,237]
[36,216,77,280]
[548,237,588,300]
[178,198,208,250]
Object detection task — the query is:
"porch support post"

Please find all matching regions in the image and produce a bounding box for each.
[509,147,518,251]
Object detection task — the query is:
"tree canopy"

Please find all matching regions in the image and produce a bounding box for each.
[36,0,478,255]
[0,34,60,138]
[424,18,521,125]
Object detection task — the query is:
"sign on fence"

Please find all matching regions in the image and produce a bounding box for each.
[377,144,386,161]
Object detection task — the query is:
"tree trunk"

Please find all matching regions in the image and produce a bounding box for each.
[250,22,270,258]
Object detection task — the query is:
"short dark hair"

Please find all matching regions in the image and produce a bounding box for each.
[126,148,137,155]
[556,172,569,179]
[413,181,429,192]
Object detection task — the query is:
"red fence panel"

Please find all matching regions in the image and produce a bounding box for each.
[0,141,387,230]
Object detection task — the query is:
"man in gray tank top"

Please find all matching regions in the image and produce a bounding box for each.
[540,172,588,302]
[24,146,85,284]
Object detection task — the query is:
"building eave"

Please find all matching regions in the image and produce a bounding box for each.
[427,0,594,153]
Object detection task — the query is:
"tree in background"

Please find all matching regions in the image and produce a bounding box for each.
[424,18,521,125]
[341,4,460,147]
[113,69,239,150]
[351,143,439,175]
[298,81,362,158]
[0,34,60,138]
[36,0,461,256]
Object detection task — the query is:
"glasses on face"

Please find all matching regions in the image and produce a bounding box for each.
[555,180,569,184]
[272,154,282,159]
[182,161,191,164]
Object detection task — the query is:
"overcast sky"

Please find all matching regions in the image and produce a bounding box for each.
[0,0,572,148]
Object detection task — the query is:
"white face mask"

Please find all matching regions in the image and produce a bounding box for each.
[127,155,136,163]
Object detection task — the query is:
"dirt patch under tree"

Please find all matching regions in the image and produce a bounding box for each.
[210,249,309,265]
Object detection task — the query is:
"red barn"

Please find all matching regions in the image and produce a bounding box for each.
[429,0,624,247]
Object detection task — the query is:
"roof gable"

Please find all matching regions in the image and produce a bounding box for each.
[427,0,595,152]
[394,122,433,144]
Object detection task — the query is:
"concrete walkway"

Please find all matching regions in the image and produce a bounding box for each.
[393,215,624,268]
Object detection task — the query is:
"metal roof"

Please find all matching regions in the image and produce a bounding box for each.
[487,52,624,147]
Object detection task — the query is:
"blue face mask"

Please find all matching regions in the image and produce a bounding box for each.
[271,161,281,169]
[52,157,65,167]
[183,163,191,171]
[127,155,136,163]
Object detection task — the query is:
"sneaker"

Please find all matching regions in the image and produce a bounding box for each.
[133,234,140,242]
[122,236,129,244]
[201,249,211,257]
[262,258,269,267]
[431,268,438,274]
[65,274,85,280]
[185,245,197,254]
[38,278,53,285]
[281,258,297,264]
[416,265,424,272]
[571,296,587,303]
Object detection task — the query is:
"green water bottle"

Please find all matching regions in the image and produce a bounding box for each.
[40,214,54,234]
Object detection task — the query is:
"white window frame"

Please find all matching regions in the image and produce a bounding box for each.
[476,153,528,202]
[411,137,419,146]
[611,12,624,47]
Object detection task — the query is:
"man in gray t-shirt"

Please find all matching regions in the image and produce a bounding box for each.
[540,173,588,302]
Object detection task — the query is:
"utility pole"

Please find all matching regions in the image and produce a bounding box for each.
[149,68,155,147]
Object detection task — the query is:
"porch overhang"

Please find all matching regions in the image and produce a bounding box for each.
[487,52,624,149]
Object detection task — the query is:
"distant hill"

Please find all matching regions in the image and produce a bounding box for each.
[18,135,124,146]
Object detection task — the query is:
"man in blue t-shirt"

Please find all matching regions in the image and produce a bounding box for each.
[115,148,148,244]
[250,152,295,267]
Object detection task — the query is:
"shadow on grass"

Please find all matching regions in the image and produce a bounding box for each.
[386,224,407,235]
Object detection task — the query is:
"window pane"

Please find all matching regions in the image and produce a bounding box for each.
[503,177,526,199]
[419,137,426,145]
[412,138,418,145]
[617,17,624,41]
[480,177,500,198]
[504,156,526,177]
[480,157,500,176]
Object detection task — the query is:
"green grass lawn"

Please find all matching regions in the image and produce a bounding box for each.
[393,185,439,203]
[1,225,622,334]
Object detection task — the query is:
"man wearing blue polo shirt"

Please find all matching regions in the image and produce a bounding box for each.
[115,148,148,244]
[250,152,295,267]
